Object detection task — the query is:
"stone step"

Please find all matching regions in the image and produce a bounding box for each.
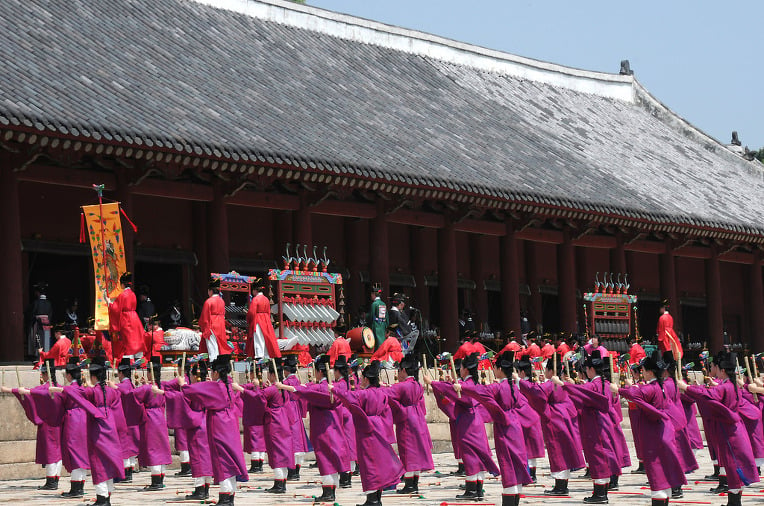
[0,440,37,465]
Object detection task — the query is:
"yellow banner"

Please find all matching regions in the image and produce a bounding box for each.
[83,203,126,330]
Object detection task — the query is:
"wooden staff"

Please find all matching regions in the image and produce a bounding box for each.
[745,356,758,402]
[676,356,682,383]
[449,356,461,398]
[181,352,187,382]
[421,354,430,395]
[15,366,21,388]
[552,352,557,389]
[565,356,571,379]
[754,355,761,380]
[271,359,280,383]
[735,356,742,388]
[609,355,619,396]
[325,363,333,403]
[311,362,317,383]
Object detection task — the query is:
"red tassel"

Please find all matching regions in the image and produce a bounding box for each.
[79,212,87,243]
[120,207,138,233]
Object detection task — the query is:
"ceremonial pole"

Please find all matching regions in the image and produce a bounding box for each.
[449,356,461,398]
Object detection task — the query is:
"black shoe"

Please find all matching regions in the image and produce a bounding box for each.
[607,475,619,491]
[186,485,208,500]
[93,494,111,505]
[287,465,301,481]
[61,480,85,498]
[356,491,382,506]
[727,491,742,506]
[265,479,286,494]
[217,492,235,505]
[476,480,484,499]
[314,485,336,503]
[704,465,720,481]
[583,484,608,504]
[143,474,165,491]
[38,477,59,490]
[353,468,360,476]
[452,462,466,477]
[651,499,668,506]
[339,471,352,488]
[583,467,591,478]
[249,459,264,474]
[456,480,480,500]
[502,494,519,506]
[544,479,569,496]
[122,467,133,483]
[671,486,683,498]
[530,467,537,483]
[631,462,646,474]
[709,475,728,493]
[397,476,417,494]
[175,462,192,477]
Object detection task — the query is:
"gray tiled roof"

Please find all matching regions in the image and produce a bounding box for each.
[1,0,763,236]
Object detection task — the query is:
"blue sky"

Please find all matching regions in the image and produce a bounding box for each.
[308,0,764,149]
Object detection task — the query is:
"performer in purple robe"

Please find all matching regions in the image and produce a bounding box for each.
[279,354,350,503]
[45,357,125,505]
[385,355,433,494]
[679,392,705,451]
[519,354,586,496]
[177,354,247,506]
[738,386,764,470]
[604,358,631,492]
[616,351,686,506]
[113,358,141,483]
[429,353,500,501]
[234,359,293,494]
[163,357,214,500]
[330,360,404,506]
[450,351,532,506]
[554,350,621,504]
[627,362,647,474]
[513,356,547,483]
[334,355,359,487]
[679,350,760,505]
[126,356,172,491]
[282,354,309,481]
[29,357,90,498]
[2,361,63,490]
[165,359,192,477]
[241,361,267,474]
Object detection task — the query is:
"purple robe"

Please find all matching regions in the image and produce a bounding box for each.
[740,389,764,459]
[607,388,632,468]
[333,387,404,492]
[240,385,293,469]
[619,381,686,491]
[182,380,248,483]
[663,378,699,473]
[294,380,351,475]
[519,380,586,472]
[116,378,141,456]
[563,379,621,479]
[131,384,173,467]
[164,380,213,478]
[680,393,705,450]
[685,381,759,490]
[386,377,434,472]
[32,381,90,472]
[431,378,500,477]
[283,374,309,454]
[515,380,545,460]
[628,402,644,461]
[14,386,62,466]
[66,385,125,484]
[241,384,267,454]
[335,378,358,461]
[461,380,532,488]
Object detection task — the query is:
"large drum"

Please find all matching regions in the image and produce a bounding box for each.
[346,326,375,351]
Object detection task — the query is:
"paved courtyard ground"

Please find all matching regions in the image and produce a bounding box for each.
[0,445,762,505]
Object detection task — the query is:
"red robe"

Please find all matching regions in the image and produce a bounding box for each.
[108,287,145,359]
[199,294,232,356]
[498,341,522,356]
[540,343,556,360]
[245,293,280,359]
[629,343,646,364]
[39,337,72,367]
[328,337,352,366]
[371,336,403,363]
[657,312,683,359]
[556,342,571,356]
[143,328,166,358]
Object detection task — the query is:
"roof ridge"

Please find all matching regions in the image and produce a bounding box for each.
[189,0,635,101]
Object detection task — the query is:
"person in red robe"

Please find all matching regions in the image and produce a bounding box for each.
[556,336,571,357]
[39,330,72,368]
[628,338,646,365]
[371,328,404,364]
[245,279,280,360]
[328,336,352,366]
[498,334,523,356]
[107,273,145,361]
[540,339,556,360]
[657,299,683,359]
[143,322,166,360]
[199,277,231,360]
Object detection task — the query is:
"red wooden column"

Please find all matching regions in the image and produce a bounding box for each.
[192,202,209,309]
[558,230,577,333]
[411,227,430,320]
[750,251,764,352]
[500,222,521,335]
[294,194,312,249]
[524,241,542,331]
[470,234,488,329]
[207,182,230,273]
[0,164,24,360]
[610,233,627,275]
[115,171,134,273]
[660,243,681,330]
[706,251,723,351]
[369,201,390,296]
[344,218,364,322]
[439,220,459,350]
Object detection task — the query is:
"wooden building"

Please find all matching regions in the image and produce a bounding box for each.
[1,0,763,361]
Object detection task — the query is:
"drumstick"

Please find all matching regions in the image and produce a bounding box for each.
[676,356,682,383]
[754,355,761,379]
[449,356,461,398]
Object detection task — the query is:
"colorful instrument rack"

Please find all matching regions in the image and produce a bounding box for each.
[583,272,637,340]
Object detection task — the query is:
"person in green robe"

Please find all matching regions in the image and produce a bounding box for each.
[367,285,388,349]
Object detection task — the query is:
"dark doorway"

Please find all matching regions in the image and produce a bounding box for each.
[25,252,92,326]
[541,293,560,333]
[681,305,708,345]
[636,300,661,342]
[134,262,183,326]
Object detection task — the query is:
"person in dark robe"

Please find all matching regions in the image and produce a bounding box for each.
[26,282,53,356]
[136,285,155,330]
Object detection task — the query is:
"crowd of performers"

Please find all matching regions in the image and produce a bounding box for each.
[5,343,764,506]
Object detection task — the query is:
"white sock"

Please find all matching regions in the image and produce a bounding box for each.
[551,469,571,479]
[194,477,206,487]
[503,485,521,494]
[294,452,305,466]
[71,468,87,482]
[219,476,236,494]
[273,467,288,480]
[149,465,164,475]
[651,489,670,499]
[179,451,190,464]
[594,478,609,485]
[45,461,62,477]
[321,473,339,486]
[94,481,109,496]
